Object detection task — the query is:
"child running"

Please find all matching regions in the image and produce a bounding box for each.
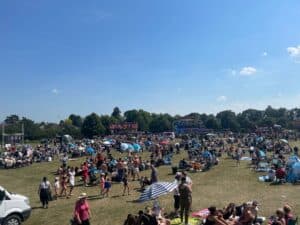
[103,178,111,197]
[99,173,105,196]
[54,177,60,200]
[122,174,130,196]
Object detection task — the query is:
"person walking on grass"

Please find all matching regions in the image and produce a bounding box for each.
[74,193,92,225]
[60,174,68,197]
[68,167,76,197]
[122,174,130,196]
[38,177,51,209]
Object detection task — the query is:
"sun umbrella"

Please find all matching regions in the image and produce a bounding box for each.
[139,181,178,202]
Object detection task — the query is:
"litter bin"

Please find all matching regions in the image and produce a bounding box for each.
[172,166,178,175]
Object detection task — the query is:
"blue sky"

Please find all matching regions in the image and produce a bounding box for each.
[1,0,300,122]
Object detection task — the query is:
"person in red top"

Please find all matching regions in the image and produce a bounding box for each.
[74,193,91,225]
[82,163,89,187]
[275,167,286,183]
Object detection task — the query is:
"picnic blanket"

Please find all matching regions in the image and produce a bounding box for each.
[241,157,252,161]
[191,208,210,218]
[171,217,201,225]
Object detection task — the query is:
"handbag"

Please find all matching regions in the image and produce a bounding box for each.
[70,217,79,225]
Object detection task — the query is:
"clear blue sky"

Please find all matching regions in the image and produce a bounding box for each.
[1,0,300,122]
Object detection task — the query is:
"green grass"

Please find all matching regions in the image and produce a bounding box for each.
[0,146,300,225]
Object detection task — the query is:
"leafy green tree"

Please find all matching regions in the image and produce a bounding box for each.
[216,110,240,131]
[205,115,221,130]
[149,114,172,133]
[111,107,122,121]
[68,114,83,128]
[4,115,20,124]
[81,113,105,138]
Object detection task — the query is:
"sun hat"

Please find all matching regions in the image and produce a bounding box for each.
[78,193,87,199]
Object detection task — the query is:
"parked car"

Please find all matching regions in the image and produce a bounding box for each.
[0,186,31,225]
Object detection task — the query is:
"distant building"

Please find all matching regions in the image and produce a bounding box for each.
[109,122,138,134]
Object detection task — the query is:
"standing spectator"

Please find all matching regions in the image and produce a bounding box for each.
[182,172,192,188]
[38,177,51,209]
[82,162,89,187]
[68,167,76,197]
[150,163,158,184]
[236,148,242,166]
[178,177,192,225]
[133,156,140,181]
[173,176,180,216]
[74,193,91,225]
[62,153,68,168]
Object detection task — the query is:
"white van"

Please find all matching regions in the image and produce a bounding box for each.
[0,186,31,225]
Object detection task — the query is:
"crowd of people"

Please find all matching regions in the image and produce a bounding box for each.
[4,127,297,225]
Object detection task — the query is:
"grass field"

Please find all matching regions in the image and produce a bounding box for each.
[0,144,300,225]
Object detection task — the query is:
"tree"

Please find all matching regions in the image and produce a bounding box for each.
[149,114,172,133]
[68,114,83,128]
[4,115,20,124]
[205,115,221,130]
[216,110,240,131]
[100,115,118,135]
[111,107,122,121]
[81,113,105,138]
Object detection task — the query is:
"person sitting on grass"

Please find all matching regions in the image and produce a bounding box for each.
[275,166,286,183]
[223,203,236,220]
[235,204,255,225]
[268,209,286,225]
[204,206,231,225]
[124,214,138,225]
[283,204,294,225]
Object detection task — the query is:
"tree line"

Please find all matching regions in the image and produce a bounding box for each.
[1,106,300,140]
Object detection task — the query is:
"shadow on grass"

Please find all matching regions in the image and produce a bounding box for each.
[126,199,141,203]
[31,206,43,210]
[87,195,104,201]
